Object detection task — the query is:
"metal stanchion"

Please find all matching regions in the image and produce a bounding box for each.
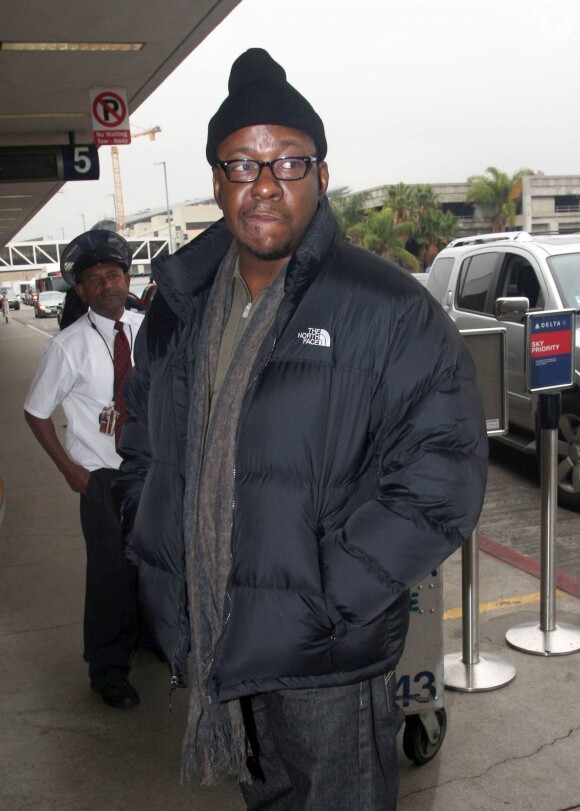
[506,393,580,656]
[444,524,516,692]
[445,327,515,691]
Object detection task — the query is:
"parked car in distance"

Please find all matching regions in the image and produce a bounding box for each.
[125,291,146,312]
[35,290,65,318]
[141,281,158,307]
[56,299,64,327]
[0,288,20,310]
[129,276,151,300]
[426,230,580,510]
[23,287,37,305]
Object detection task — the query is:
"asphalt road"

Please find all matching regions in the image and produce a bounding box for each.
[480,440,580,586]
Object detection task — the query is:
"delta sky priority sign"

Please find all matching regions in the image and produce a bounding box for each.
[526,309,575,392]
[90,87,131,146]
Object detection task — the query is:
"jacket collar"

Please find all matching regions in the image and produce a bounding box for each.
[152,218,233,321]
[283,195,338,297]
[152,196,338,321]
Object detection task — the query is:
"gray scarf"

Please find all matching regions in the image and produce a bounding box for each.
[182,243,286,785]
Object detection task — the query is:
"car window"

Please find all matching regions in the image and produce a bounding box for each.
[457,252,498,313]
[427,257,454,303]
[498,253,544,309]
[39,292,63,302]
[548,252,580,310]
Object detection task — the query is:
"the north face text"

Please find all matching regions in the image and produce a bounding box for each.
[297,328,331,347]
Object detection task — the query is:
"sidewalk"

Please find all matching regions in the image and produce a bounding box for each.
[1,311,580,810]
[398,550,580,811]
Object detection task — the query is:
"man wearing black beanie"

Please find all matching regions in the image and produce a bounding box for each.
[115,48,487,810]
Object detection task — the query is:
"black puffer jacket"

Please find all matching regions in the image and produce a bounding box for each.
[116,199,488,701]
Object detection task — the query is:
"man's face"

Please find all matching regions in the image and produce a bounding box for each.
[75,262,129,320]
[212,125,329,263]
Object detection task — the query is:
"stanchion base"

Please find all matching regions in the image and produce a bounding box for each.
[444,652,517,692]
[506,621,580,656]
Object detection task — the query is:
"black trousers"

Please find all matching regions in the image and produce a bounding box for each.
[79,468,139,680]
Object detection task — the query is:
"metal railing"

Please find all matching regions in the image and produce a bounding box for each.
[0,237,169,271]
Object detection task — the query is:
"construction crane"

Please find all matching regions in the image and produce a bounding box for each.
[111,126,161,230]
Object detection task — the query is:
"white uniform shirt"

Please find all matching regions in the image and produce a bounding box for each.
[24,308,145,471]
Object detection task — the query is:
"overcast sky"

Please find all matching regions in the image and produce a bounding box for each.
[16,0,580,242]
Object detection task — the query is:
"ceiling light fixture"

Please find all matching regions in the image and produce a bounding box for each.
[0,113,85,120]
[0,41,144,52]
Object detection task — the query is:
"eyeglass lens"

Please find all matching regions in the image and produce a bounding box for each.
[221,157,315,182]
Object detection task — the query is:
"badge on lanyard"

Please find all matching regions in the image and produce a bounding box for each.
[98,403,119,436]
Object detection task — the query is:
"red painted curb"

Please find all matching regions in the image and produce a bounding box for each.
[479,534,580,600]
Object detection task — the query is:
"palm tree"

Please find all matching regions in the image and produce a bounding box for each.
[416,208,458,268]
[348,207,421,272]
[329,189,370,238]
[466,166,534,232]
[413,184,440,214]
[386,183,416,225]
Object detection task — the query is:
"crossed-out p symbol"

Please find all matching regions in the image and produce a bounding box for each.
[93,90,127,128]
[100,96,121,122]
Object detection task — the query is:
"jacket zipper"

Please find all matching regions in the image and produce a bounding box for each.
[206,334,278,702]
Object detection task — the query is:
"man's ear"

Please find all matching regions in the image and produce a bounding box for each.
[317,160,329,199]
[212,167,223,210]
[75,282,87,304]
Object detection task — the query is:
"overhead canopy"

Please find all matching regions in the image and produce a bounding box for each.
[0,0,241,246]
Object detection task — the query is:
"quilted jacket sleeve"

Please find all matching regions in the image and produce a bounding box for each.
[319,294,488,626]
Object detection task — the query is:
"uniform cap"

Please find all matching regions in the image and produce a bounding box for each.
[60,230,132,287]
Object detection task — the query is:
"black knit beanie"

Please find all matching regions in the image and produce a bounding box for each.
[206,48,327,164]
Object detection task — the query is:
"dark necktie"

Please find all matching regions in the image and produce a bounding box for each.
[113,321,132,447]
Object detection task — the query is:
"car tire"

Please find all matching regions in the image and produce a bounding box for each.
[536,392,580,511]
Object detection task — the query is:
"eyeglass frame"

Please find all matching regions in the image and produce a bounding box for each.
[214,155,319,184]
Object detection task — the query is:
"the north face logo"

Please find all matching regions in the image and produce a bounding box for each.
[297,327,331,347]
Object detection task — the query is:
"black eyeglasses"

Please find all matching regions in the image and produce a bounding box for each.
[215,156,319,183]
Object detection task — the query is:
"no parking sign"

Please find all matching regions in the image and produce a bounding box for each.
[526,309,575,392]
[90,87,131,145]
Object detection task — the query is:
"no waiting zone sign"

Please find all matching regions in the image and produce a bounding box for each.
[90,87,131,146]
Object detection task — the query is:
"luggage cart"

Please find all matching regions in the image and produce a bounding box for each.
[396,567,447,765]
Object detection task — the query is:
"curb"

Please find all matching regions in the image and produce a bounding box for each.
[480,534,580,600]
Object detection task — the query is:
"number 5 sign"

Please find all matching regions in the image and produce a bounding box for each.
[60,145,100,180]
[90,87,131,146]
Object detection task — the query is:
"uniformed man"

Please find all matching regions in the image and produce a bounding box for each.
[25,231,144,708]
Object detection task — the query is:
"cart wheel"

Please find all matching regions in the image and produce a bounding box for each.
[402,708,447,765]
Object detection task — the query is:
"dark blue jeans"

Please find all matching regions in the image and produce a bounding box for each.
[240,671,404,811]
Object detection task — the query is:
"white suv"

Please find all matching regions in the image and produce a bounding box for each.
[426,231,580,510]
